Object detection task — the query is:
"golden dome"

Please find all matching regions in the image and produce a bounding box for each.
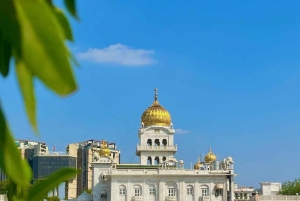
[194,157,203,170]
[141,88,171,127]
[204,148,217,163]
[99,140,111,157]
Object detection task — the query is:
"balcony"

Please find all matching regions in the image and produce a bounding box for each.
[165,196,177,201]
[131,196,142,201]
[136,145,177,154]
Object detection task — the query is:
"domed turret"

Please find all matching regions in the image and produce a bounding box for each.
[141,88,171,127]
[204,148,217,163]
[99,140,111,157]
[194,157,203,170]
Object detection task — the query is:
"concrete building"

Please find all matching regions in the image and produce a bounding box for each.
[260,182,281,196]
[65,139,120,199]
[32,152,76,197]
[0,194,7,201]
[0,140,49,182]
[234,184,255,201]
[90,89,235,201]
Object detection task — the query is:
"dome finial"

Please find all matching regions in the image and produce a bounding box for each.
[154,88,158,101]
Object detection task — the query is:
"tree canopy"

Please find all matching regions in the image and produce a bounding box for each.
[279,179,300,195]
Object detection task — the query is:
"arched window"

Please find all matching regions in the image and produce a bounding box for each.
[154,139,160,146]
[154,156,159,165]
[147,156,152,165]
[162,139,167,146]
[133,185,142,197]
[100,190,107,199]
[162,156,166,162]
[201,185,209,196]
[119,185,126,196]
[187,185,193,196]
[149,185,156,196]
[166,182,177,197]
[147,139,152,146]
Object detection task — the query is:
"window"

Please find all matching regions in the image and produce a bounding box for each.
[215,189,223,196]
[149,186,155,195]
[135,188,141,196]
[187,185,193,195]
[119,186,126,196]
[201,187,208,196]
[134,185,142,197]
[168,188,175,196]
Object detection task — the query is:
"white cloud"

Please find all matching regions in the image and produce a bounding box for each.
[77,43,156,66]
[175,128,190,134]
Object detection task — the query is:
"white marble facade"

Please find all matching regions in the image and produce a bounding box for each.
[91,90,235,201]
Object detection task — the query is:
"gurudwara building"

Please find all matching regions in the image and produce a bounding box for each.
[90,89,235,201]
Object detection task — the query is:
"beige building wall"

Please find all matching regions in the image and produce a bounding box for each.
[65,144,78,199]
[65,140,120,198]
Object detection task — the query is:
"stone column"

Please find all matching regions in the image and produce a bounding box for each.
[159,180,164,201]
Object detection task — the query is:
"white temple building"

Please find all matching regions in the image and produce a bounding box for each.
[90,89,235,201]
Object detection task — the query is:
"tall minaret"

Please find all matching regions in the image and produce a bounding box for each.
[136,88,177,165]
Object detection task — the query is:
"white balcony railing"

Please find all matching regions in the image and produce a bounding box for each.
[131,196,143,201]
[166,196,177,201]
[136,145,177,151]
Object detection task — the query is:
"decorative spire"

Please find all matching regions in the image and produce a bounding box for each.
[154,88,158,101]
[209,147,212,153]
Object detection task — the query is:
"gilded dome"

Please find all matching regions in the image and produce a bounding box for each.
[141,88,171,127]
[194,157,203,170]
[204,148,217,163]
[99,140,111,157]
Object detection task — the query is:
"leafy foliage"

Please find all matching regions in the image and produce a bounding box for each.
[0,180,9,194]
[45,196,60,201]
[0,0,79,200]
[278,179,300,195]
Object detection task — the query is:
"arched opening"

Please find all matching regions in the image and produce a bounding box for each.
[147,156,152,165]
[201,185,209,197]
[100,190,107,199]
[119,185,126,196]
[166,182,177,198]
[187,185,194,196]
[147,139,152,146]
[154,139,160,146]
[154,156,159,165]
[162,139,167,146]
[133,184,142,197]
[149,185,156,196]
[163,157,166,162]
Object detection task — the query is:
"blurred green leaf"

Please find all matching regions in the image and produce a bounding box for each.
[15,0,77,96]
[54,8,73,41]
[0,105,32,186]
[0,35,11,77]
[16,59,37,132]
[0,0,21,57]
[27,168,77,201]
[64,0,78,19]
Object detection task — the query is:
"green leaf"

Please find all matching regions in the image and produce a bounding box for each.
[27,168,77,201]
[0,0,21,58]
[0,34,11,77]
[53,8,73,41]
[0,104,32,186]
[15,59,37,132]
[14,0,77,96]
[64,0,78,19]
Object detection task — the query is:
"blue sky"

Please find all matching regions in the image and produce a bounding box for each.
[1,0,300,188]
